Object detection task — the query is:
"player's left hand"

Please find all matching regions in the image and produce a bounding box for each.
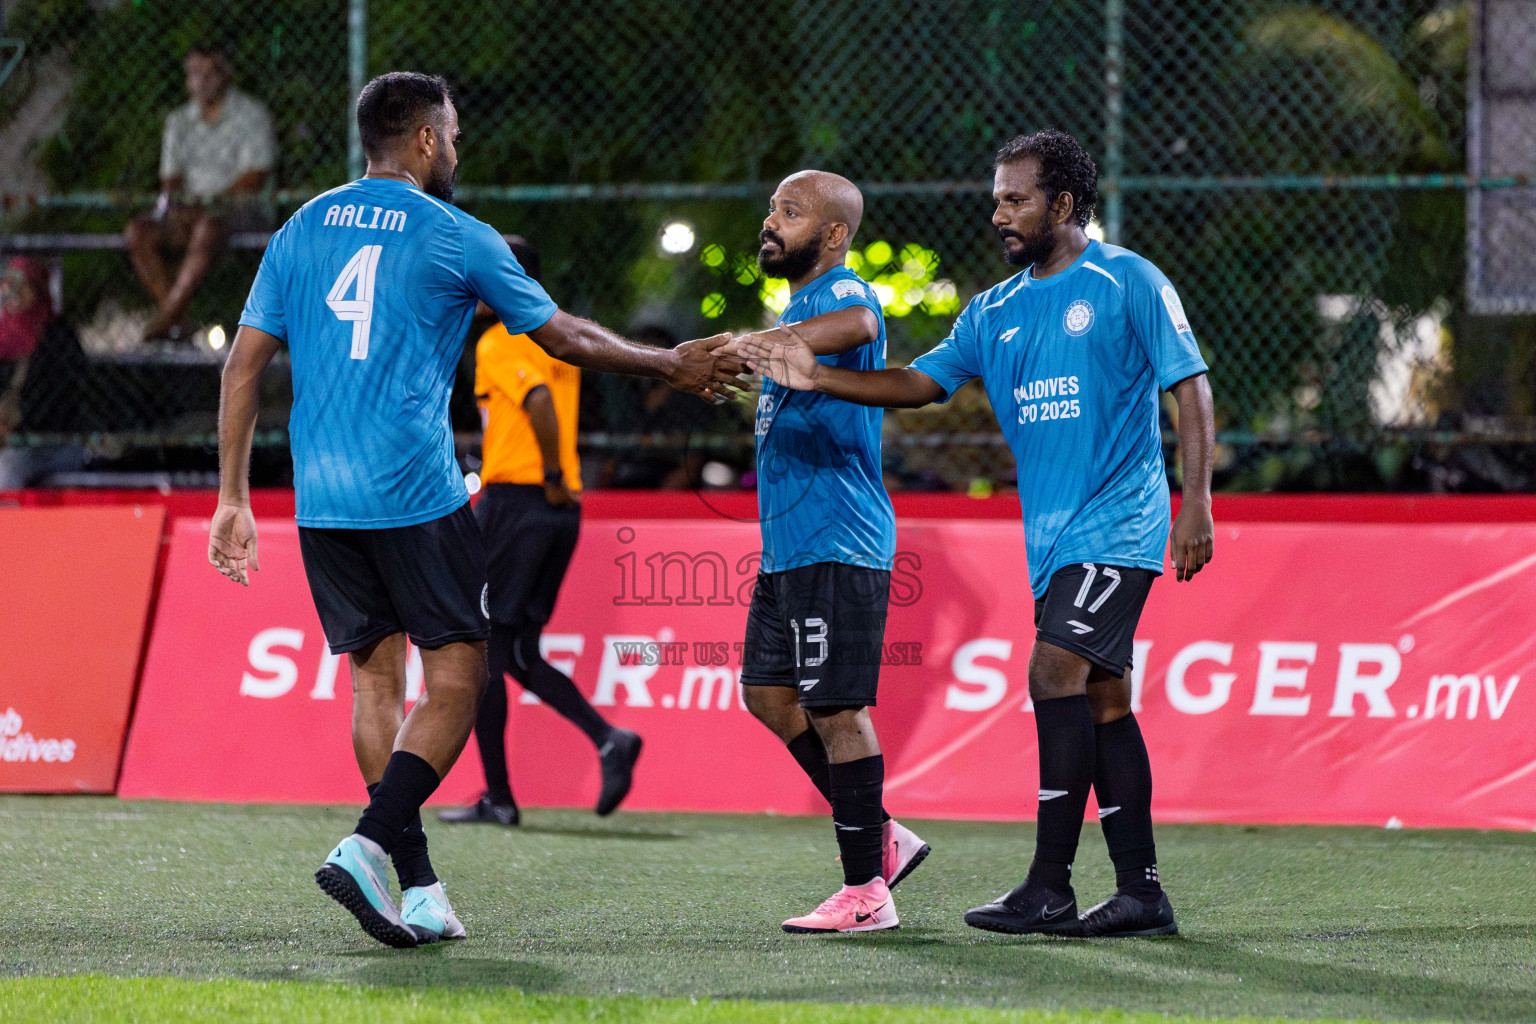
[208,501,260,586]
[1170,500,1214,581]
[673,332,751,403]
[713,336,751,379]
[736,324,821,391]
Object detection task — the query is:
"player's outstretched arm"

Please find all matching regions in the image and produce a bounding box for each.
[529,311,745,400]
[210,326,279,586]
[737,325,944,409]
[1169,372,1215,582]
[734,306,880,358]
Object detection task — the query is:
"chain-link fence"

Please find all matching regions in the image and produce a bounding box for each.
[2,0,1533,492]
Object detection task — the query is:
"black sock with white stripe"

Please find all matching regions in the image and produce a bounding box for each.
[829,754,885,887]
[1028,694,1095,893]
[1092,712,1162,900]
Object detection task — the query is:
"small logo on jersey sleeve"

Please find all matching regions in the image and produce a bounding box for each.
[831,279,867,301]
[1063,299,1095,336]
[999,326,1021,344]
[1161,285,1192,334]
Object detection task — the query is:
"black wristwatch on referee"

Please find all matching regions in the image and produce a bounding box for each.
[543,467,563,484]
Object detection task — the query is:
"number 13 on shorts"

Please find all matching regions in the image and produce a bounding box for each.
[791,617,829,669]
[327,244,383,360]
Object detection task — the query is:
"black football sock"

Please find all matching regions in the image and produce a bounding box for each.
[390,819,438,890]
[1093,712,1162,900]
[786,727,834,804]
[366,782,438,890]
[786,726,889,821]
[506,623,614,748]
[829,754,885,887]
[478,627,516,804]
[355,751,441,854]
[1028,694,1096,893]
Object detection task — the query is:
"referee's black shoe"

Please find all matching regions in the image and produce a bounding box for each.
[963,876,1086,937]
[438,792,519,826]
[595,729,643,816]
[1079,890,1178,937]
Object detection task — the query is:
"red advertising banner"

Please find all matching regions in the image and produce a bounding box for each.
[0,506,165,792]
[120,515,1536,830]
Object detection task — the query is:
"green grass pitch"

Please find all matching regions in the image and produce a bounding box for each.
[3,796,1535,1023]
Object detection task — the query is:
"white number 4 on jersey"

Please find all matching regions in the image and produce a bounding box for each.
[327,245,382,359]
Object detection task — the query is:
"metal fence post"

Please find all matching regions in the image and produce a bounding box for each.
[347,0,367,181]
[1103,0,1124,245]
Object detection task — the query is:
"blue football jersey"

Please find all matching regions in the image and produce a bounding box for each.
[240,178,557,528]
[909,240,1207,597]
[755,265,895,573]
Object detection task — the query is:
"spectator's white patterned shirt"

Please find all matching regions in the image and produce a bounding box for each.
[159,89,276,199]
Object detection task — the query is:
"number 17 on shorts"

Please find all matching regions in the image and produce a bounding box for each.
[1033,562,1157,678]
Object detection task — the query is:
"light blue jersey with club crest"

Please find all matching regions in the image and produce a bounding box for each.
[910,240,1207,597]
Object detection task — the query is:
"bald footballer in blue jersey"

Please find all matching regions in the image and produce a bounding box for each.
[722,171,929,935]
[740,130,1216,939]
[209,72,738,949]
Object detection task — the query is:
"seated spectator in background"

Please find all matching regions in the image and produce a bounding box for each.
[0,258,48,438]
[126,43,276,342]
[0,257,89,488]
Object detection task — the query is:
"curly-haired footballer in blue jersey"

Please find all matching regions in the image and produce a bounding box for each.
[209,72,743,950]
[739,130,1216,939]
[718,172,929,936]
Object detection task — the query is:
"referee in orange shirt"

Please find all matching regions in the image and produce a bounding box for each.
[440,239,642,826]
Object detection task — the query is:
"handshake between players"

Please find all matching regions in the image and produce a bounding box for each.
[210,65,1214,946]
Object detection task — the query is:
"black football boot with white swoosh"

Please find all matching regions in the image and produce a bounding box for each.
[963,875,1086,936]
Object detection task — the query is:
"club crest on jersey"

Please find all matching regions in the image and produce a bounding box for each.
[1063,299,1095,337]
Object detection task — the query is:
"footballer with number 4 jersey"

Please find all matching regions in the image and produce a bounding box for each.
[721,170,929,937]
[209,72,741,951]
[738,129,1216,940]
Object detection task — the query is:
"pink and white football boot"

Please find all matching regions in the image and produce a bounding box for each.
[782,877,899,934]
[883,818,931,890]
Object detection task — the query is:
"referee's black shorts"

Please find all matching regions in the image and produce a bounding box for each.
[476,483,581,627]
[298,502,489,655]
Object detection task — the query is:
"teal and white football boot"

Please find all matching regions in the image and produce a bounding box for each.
[314,834,418,948]
[401,881,466,942]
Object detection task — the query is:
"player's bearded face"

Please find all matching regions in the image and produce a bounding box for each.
[999,209,1056,267]
[757,228,822,279]
[424,146,458,203]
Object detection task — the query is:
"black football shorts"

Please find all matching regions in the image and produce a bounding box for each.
[298,502,489,654]
[1033,561,1157,678]
[476,483,581,627]
[741,561,890,708]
